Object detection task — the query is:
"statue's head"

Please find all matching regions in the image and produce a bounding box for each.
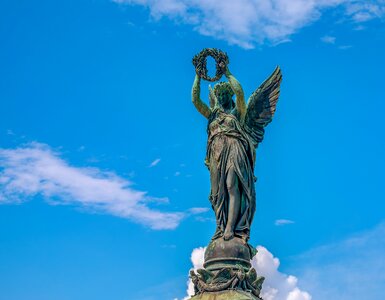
[214,82,234,109]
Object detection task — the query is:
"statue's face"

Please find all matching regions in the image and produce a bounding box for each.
[216,89,233,108]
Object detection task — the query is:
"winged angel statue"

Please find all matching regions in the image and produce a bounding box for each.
[192,49,282,242]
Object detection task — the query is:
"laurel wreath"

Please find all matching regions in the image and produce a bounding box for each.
[192,48,229,82]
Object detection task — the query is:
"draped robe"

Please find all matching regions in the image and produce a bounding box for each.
[205,107,256,241]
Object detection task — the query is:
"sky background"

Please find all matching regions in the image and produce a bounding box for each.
[1,0,385,299]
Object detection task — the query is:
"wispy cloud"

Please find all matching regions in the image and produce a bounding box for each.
[321,35,336,44]
[345,1,385,22]
[194,216,215,223]
[188,207,209,214]
[182,246,311,300]
[149,158,161,167]
[338,44,353,50]
[293,222,385,299]
[321,35,353,50]
[0,142,206,230]
[114,0,385,48]
[275,219,295,226]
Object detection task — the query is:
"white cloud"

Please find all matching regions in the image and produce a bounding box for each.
[180,223,385,299]
[0,142,206,230]
[149,158,161,167]
[345,1,385,22]
[194,216,215,222]
[183,246,311,300]
[293,222,385,299]
[320,35,336,44]
[188,207,209,214]
[275,219,295,226]
[253,246,311,300]
[114,0,385,48]
[184,247,205,299]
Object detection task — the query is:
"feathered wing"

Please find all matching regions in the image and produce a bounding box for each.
[243,66,282,147]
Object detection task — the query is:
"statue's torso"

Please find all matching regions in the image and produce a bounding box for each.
[206,108,249,167]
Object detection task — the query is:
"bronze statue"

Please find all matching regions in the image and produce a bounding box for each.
[189,48,282,299]
[192,49,282,242]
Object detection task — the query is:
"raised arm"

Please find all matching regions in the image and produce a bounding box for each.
[192,74,211,119]
[225,67,246,121]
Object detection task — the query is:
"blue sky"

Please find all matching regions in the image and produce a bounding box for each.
[1,0,385,299]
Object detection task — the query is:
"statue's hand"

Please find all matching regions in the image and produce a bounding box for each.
[222,64,231,77]
[218,61,227,75]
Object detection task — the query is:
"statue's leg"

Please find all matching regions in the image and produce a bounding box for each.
[210,163,222,237]
[224,167,240,241]
[209,164,219,200]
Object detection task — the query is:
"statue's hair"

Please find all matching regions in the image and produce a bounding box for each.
[213,82,234,98]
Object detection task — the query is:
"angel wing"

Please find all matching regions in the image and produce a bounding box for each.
[243,66,282,147]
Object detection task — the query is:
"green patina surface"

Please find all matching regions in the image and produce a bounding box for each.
[190,290,260,300]
[191,48,282,243]
[189,48,282,299]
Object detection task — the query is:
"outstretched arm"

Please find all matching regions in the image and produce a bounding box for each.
[225,67,246,120]
[192,74,211,119]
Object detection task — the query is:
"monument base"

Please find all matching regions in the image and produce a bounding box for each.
[190,290,262,300]
[190,237,264,299]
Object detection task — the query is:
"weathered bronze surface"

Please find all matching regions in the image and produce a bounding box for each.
[189,48,282,299]
[191,289,261,300]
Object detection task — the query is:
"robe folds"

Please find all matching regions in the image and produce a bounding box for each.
[205,107,256,241]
